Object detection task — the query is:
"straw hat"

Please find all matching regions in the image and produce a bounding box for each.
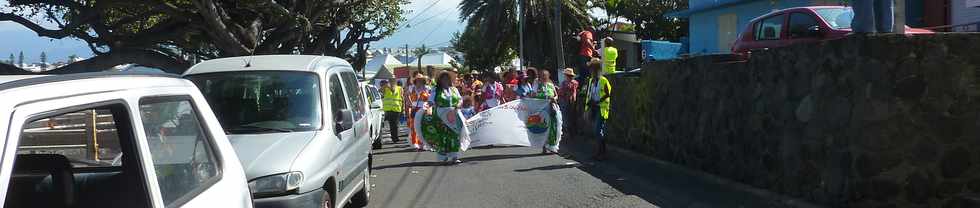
[562,68,576,76]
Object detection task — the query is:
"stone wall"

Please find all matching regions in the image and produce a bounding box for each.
[604,34,980,207]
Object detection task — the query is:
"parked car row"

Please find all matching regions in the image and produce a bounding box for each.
[0,55,381,208]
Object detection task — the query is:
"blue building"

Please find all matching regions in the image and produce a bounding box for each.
[668,0,937,54]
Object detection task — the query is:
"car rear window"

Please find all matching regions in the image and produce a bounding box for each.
[18,108,124,168]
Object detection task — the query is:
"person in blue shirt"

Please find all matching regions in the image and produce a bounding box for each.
[515,68,538,98]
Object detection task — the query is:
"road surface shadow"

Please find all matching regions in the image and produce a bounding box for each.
[559,137,810,208]
[373,161,447,170]
[373,148,419,155]
[461,153,547,163]
[514,163,579,172]
[469,145,527,150]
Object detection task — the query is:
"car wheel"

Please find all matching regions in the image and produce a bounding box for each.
[321,190,333,208]
[349,166,371,207]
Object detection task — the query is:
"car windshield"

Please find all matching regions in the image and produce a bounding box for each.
[815,8,854,29]
[187,71,322,134]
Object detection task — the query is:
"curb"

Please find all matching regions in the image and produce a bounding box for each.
[598,141,826,208]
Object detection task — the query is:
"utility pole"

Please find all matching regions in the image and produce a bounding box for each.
[517,0,525,71]
[553,0,565,83]
[417,44,426,77]
[404,44,410,71]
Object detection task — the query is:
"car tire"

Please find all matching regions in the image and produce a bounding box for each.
[348,166,371,207]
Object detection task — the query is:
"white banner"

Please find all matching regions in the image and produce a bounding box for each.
[464,99,562,149]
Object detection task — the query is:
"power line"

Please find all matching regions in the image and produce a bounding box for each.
[402,0,445,28]
[409,7,454,28]
[419,16,451,45]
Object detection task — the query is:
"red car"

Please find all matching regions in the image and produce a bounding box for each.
[731,6,933,54]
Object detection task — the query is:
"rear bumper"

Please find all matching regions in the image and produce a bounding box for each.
[253,189,324,208]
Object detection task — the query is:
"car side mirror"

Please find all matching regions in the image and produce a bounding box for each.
[334,109,354,135]
[807,25,823,37]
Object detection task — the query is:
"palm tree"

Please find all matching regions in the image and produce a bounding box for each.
[459,0,591,72]
[413,45,433,75]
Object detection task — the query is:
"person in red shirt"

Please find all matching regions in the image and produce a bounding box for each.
[557,68,579,138]
[502,69,520,101]
[577,26,596,79]
[504,69,519,85]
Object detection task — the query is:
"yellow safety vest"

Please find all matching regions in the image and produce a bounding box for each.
[603,46,618,74]
[587,76,612,119]
[382,86,403,112]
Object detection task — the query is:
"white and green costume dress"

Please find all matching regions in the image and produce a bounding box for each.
[415,87,471,161]
[532,82,562,152]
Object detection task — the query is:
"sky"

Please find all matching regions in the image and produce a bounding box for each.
[0,0,466,63]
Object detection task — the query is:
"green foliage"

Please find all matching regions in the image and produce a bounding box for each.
[605,0,688,41]
[459,0,592,71]
[451,23,516,72]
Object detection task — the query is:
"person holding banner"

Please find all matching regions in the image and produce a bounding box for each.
[530,69,561,154]
[586,58,612,160]
[419,72,471,164]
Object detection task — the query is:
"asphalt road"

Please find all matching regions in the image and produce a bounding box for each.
[367,142,656,208]
[366,126,817,208]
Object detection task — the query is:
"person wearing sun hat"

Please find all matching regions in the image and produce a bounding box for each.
[405,73,430,150]
[558,68,579,138]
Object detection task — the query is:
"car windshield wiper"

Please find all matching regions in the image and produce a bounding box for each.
[229,125,293,133]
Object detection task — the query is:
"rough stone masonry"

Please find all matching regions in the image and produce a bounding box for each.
[604,34,980,207]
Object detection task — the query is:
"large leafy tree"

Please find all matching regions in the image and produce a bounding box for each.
[459,0,591,72]
[603,0,688,41]
[0,0,407,74]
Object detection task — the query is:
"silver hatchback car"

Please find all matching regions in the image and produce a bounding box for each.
[184,55,373,208]
[0,73,253,208]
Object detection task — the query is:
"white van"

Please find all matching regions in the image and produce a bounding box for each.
[360,84,384,149]
[0,73,252,208]
[183,55,372,208]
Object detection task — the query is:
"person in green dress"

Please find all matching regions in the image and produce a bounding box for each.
[420,72,471,164]
[529,70,561,154]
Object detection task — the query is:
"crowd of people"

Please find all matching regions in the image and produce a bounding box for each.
[376,57,613,164]
[376,25,618,164]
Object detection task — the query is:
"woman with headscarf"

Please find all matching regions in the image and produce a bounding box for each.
[417,72,471,164]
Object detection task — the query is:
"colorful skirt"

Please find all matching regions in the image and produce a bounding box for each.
[414,107,471,154]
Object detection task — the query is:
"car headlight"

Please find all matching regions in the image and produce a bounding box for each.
[248,172,303,196]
